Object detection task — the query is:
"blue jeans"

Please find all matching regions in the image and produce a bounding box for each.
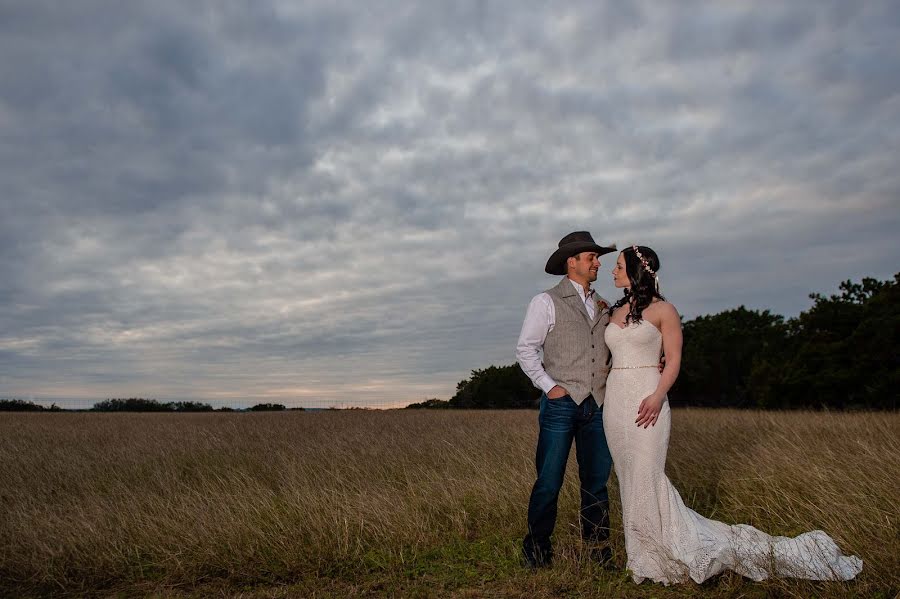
[523,393,612,560]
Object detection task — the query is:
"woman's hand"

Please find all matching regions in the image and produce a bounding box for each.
[636,394,664,428]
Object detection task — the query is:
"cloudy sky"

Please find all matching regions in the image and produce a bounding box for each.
[1,1,898,408]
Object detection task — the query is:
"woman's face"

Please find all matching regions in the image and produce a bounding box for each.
[612,252,630,288]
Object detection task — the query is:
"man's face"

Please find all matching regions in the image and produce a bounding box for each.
[569,252,600,283]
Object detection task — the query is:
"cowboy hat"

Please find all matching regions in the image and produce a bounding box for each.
[545,231,616,275]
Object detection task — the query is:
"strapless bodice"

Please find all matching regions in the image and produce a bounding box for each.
[604,319,662,368]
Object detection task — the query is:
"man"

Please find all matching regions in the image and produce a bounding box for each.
[516,231,617,568]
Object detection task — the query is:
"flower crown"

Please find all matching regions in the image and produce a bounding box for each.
[632,245,656,277]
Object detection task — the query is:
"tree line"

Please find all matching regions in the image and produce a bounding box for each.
[407,273,899,411]
[4,274,896,413]
[0,398,302,412]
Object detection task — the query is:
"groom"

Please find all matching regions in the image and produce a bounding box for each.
[516,231,617,568]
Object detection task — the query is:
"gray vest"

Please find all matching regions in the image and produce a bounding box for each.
[543,278,612,405]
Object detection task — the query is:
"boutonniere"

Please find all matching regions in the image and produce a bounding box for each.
[597,300,611,325]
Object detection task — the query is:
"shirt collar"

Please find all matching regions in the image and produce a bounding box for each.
[567,278,593,301]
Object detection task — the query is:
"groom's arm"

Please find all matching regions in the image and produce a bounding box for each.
[516,293,563,396]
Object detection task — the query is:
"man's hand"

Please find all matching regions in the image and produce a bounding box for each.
[547,385,569,399]
[635,394,664,428]
[657,354,666,373]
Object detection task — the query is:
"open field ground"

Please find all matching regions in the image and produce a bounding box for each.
[1,409,898,598]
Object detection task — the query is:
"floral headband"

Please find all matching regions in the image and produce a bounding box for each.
[632,245,656,277]
[631,245,661,293]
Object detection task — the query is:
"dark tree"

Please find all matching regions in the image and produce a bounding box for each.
[248,403,287,411]
[669,307,786,407]
[91,398,171,412]
[448,364,541,409]
[0,399,46,411]
[672,273,899,410]
[749,274,899,410]
[406,398,451,409]
[91,398,213,412]
[170,401,214,412]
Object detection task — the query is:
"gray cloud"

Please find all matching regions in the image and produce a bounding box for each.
[1,0,898,407]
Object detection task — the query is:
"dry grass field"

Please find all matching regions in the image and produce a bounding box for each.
[1,409,897,598]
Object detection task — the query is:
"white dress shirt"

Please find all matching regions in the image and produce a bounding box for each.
[516,278,601,394]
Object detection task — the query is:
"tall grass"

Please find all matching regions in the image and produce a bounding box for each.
[0,409,896,597]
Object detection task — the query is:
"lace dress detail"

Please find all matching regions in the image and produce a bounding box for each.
[603,320,862,584]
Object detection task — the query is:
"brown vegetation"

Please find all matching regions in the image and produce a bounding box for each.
[0,409,897,597]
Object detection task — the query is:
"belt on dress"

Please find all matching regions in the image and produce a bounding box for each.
[610,365,657,370]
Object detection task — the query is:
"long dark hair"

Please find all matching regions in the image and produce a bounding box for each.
[611,245,665,325]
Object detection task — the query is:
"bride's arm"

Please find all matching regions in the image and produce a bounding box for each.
[635,303,683,428]
[655,303,683,396]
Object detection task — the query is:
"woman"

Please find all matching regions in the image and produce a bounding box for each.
[602,245,862,584]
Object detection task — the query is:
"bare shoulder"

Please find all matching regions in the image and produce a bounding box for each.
[646,300,680,324]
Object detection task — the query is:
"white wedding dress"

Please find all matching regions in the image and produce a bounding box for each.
[603,319,863,584]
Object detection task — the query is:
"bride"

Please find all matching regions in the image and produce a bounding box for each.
[602,245,862,584]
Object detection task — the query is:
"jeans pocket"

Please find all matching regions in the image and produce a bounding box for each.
[547,394,573,407]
